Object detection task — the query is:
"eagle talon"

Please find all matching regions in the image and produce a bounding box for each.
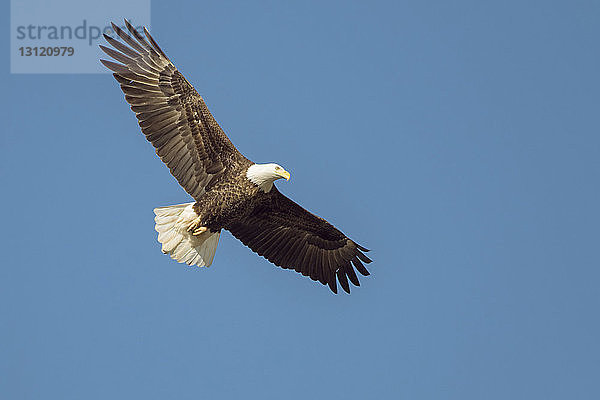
[192,226,208,236]
[187,216,206,235]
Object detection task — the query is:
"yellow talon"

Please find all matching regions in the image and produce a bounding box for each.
[187,215,208,236]
[193,226,208,236]
[187,216,202,231]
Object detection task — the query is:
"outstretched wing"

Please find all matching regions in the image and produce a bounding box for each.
[226,189,372,294]
[100,20,247,200]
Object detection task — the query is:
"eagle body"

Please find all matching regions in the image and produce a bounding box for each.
[191,162,256,231]
[101,20,373,293]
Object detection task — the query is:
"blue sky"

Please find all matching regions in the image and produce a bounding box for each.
[2,1,599,399]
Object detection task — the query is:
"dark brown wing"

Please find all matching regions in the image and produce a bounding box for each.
[227,189,372,294]
[100,20,247,200]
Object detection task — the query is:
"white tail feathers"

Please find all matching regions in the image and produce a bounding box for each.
[153,202,220,267]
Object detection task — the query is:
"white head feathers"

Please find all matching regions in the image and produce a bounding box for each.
[246,163,291,192]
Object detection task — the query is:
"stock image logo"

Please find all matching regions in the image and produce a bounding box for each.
[10,0,150,73]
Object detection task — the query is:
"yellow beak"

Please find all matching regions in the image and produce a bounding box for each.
[277,169,291,181]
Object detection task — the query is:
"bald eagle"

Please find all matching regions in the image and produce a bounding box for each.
[100,20,372,293]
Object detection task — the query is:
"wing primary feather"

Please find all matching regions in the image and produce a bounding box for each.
[102,33,139,58]
[344,261,360,287]
[100,59,128,74]
[336,269,350,294]
[328,273,338,294]
[356,251,373,264]
[99,44,135,65]
[143,27,169,60]
[111,22,146,54]
[355,243,370,252]
[124,19,157,55]
[113,73,133,85]
[351,256,370,276]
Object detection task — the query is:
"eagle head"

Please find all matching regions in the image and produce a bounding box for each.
[246,163,291,192]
